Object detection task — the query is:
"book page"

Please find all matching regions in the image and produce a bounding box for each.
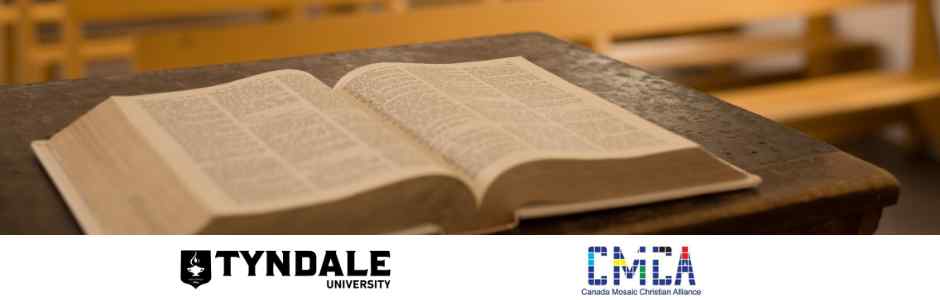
[335,57,697,195]
[115,70,460,212]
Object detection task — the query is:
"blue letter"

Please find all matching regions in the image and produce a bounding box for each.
[587,246,607,285]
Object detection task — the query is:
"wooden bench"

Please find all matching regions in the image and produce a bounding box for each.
[608,32,865,70]
[122,1,884,93]
[3,0,406,84]
[132,0,940,151]
[2,0,69,84]
[133,0,881,69]
[607,30,880,91]
[5,0,873,86]
[1,0,137,84]
[714,0,940,149]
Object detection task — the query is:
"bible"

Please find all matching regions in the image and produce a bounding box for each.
[32,57,760,234]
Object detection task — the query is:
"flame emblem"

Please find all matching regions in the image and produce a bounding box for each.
[187,252,205,277]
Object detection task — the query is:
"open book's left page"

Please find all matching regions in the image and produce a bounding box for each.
[116,70,462,213]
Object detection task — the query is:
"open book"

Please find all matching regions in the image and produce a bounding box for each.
[33,57,760,234]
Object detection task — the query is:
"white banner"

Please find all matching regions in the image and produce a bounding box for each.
[0,236,935,299]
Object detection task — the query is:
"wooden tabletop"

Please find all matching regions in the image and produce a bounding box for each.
[0,33,899,234]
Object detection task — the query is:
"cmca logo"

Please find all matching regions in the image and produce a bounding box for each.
[587,246,695,286]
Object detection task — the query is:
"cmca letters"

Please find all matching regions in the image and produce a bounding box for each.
[587,246,695,286]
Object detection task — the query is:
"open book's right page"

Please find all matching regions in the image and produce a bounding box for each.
[335,57,759,222]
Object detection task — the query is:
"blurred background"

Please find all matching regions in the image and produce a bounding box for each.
[2,0,938,233]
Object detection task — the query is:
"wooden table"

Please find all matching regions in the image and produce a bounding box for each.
[0,33,899,234]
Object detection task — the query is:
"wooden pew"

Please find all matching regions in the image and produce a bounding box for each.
[713,0,940,147]
[134,0,940,149]
[61,0,294,80]
[61,0,310,80]
[131,1,880,91]
[606,30,880,90]
[607,33,857,70]
[4,0,69,84]
[135,0,881,69]
[7,0,400,83]
[13,0,871,85]
[3,0,126,83]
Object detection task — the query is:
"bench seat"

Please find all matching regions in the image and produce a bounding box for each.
[714,71,940,122]
[608,33,868,69]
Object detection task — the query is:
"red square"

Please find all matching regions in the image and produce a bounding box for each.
[682,246,688,252]
[681,253,689,259]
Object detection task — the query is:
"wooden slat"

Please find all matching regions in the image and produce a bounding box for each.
[80,37,135,60]
[911,0,940,77]
[805,15,839,76]
[29,2,65,21]
[608,33,867,69]
[69,0,296,21]
[910,0,940,155]
[0,6,17,24]
[62,13,82,79]
[713,71,940,122]
[382,0,408,13]
[28,37,135,62]
[13,0,41,83]
[0,15,8,84]
[30,46,64,65]
[788,107,911,142]
[68,0,382,21]
[63,0,387,80]
[136,0,881,70]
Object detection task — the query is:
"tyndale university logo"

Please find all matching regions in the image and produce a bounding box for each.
[177,249,391,290]
[181,250,212,288]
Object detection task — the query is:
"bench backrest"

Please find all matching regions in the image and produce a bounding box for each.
[3,1,71,84]
[55,0,396,79]
[134,0,883,70]
[67,0,383,22]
